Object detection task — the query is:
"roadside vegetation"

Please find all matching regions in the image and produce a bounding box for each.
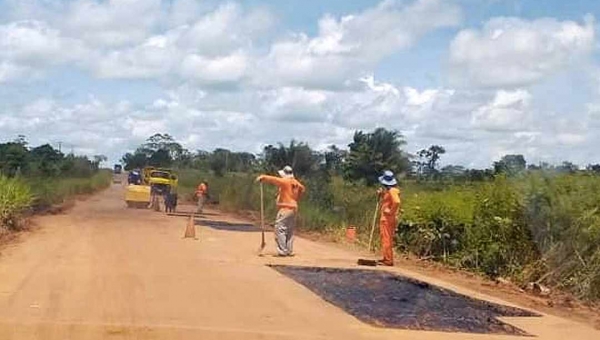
[125,132,600,302]
[0,136,112,232]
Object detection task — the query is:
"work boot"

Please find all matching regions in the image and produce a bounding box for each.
[377,259,393,266]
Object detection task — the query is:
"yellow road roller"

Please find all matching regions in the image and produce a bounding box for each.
[125,167,178,209]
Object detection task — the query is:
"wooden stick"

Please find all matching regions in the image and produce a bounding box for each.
[368,199,380,252]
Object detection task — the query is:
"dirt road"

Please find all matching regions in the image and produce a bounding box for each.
[0,183,598,339]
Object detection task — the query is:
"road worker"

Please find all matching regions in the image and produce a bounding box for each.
[256,166,305,257]
[376,170,401,266]
[195,181,208,213]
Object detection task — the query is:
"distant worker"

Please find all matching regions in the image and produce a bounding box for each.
[128,169,141,185]
[195,181,208,213]
[376,170,401,266]
[164,190,178,213]
[256,166,305,257]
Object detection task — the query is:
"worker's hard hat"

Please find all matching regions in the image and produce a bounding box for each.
[278,165,294,179]
[378,170,397,186]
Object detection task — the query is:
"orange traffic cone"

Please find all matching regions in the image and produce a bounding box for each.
[184,215,197,239]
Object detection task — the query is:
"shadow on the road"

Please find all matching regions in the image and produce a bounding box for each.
[197,219,262,232]
[270,265,540,336]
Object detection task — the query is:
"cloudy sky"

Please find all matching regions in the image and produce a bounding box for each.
[0,0,599,168]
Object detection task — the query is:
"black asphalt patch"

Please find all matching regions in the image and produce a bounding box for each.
[199,219,262,232]
[270,265,539,336]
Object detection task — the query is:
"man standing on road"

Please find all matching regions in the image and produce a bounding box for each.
[376,170,401,266]
[256,166,305,257]
[196,181,208,214]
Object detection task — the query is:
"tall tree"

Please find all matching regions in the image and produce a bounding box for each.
[493,154,526,176]
[416,145,446,178]
[323,145,347,175]
[209,148,230,177]
[30,144,64,177]
[262,141,321,178]
[121,151,148,171]
[0,142,29,176]
[556,161,578,173]
[92,155,107,171]
[344,128,411,186]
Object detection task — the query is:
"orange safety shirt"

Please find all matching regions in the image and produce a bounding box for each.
[196,183,208,196]
[380,187,401,217]
[258,175,305,210]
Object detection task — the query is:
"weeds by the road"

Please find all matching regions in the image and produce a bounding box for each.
[0,170,112,231]
[0,176,33,231]
[178,170,600,302]
[27,170,113,210]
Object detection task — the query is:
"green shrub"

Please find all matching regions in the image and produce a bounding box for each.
[0,176,33,230]
[27,170,112,209]
[178,169,600,301]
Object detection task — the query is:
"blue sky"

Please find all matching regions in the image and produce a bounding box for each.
[1,0,599,168]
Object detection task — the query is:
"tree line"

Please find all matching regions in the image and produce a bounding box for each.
[0,136,106,178]
[122,131,600,186]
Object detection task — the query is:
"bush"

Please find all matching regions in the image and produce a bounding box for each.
[27,170,112,209]
[0,176,33,230]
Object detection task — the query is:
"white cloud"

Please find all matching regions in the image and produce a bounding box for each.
[2,0,600,169]
[0,61,30,83]
[176,3,273,56]
[89,2,271,83]
[471,89,532,131]
[94,34,177,79]
[0,20,87,67]
[180,52,249,84]
[256,0,461,89]
[450,15,595,88]
[258,87,329,122]
[63,0,162,48]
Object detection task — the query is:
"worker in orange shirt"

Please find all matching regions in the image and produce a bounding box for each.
[376,170,401,266]
[195,181,208,214]
[256,166,305,256]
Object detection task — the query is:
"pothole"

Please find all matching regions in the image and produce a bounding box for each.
[270,265,539,336]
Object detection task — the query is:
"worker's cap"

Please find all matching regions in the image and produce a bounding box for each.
[378,170,397,186]
[278,165,294,179]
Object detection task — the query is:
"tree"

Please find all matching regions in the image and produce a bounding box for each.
[92,155,107,171]
[142,133,185,160]
[493,154,526,176]
[556,161,578,173]
[465,168,494,181]
[30,144,64,177]
[261,141,321,178]
[344,128,411,186]
[440,165,466,180]
[416,145,446,178]
[528,162,553,171]
[209,148,230,177]
[0,142,29,176]
[586,164,600,174]
[121,151,148,171]
[323,145,347,175]
[148,149,172,167]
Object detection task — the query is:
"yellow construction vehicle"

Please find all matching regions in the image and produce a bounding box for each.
[125,167,178,209]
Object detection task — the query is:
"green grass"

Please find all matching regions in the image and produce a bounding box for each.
[0,170,113,231]
[26,170,113,209]
[177,169,600,301]
[0,176,33,230]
